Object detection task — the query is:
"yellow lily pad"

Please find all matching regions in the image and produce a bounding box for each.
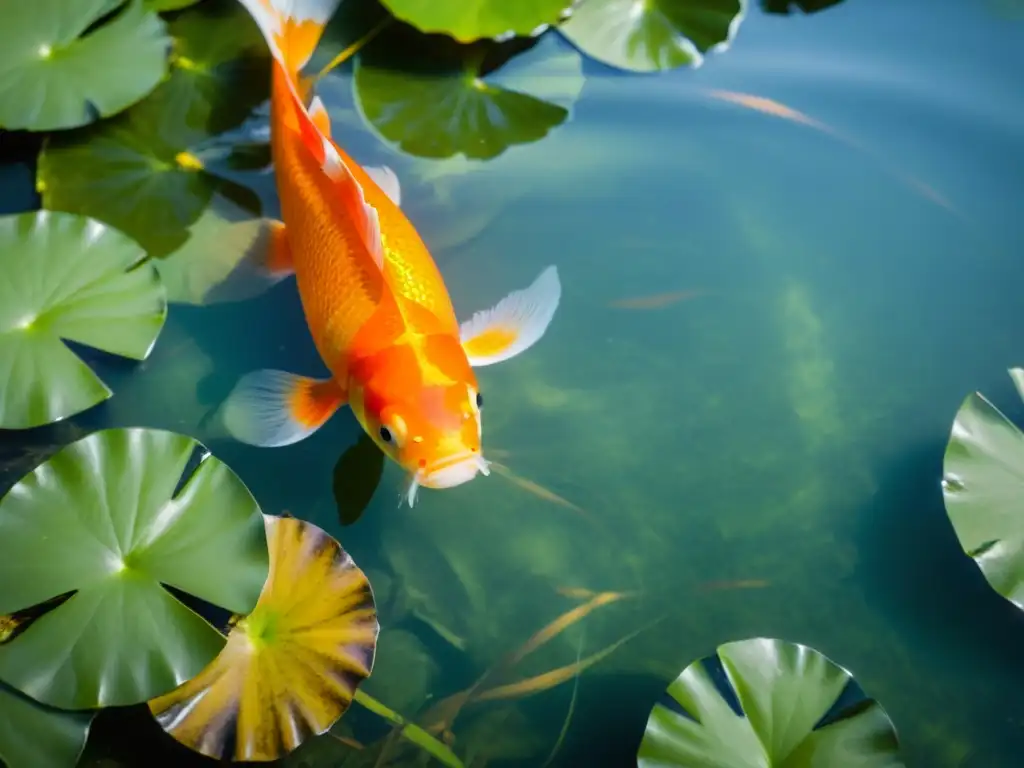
[148,514,379,761]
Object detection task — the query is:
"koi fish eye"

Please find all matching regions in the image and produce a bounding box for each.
[475,392,483,409]
[378,413,407,447]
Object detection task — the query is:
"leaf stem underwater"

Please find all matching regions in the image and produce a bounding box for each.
[352,689,466,768]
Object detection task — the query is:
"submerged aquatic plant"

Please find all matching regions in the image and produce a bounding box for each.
[638,638,904,766]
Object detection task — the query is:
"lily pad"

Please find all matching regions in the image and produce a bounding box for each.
[379,0,573,42]
[0,0,171,132]
[37,0,269,262]
[0,427,270,710]
[638,638,904,767]
[0,682,93,768]
[0,210,166,429]
[942,368,1024,607]
[354,32,584,160]
[558,0,747,72]
[149,514,379,761]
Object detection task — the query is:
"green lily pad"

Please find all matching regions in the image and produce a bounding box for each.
[354,32,584,160]
[0,210,166,430]
[942,368,1024,607]
[0,427,270,710]
[378,0,573,42]
[149,514,378,761]
[0,0,171,132]
[0,682,93,768]
[558,0,747,72]
[638,637,904,767]
[37,0,269,263]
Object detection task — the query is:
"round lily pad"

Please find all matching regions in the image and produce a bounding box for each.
[354,32,584,160]
[0,427,270,710]
[0,682,93,768]
[942,368,1024,607]
[149,514,379,761]
[558,0,747,72]
[0,210,166,430]
[36,0,269,262]
[379,0,573,42]
[638,637,904,767]
[0,0,171,132]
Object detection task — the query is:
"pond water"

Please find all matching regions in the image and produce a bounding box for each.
[3,0,1024,765]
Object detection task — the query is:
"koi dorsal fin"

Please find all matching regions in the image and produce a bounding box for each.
[322,139,385,270]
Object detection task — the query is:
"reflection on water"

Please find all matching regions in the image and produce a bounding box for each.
[4,0,1024,764]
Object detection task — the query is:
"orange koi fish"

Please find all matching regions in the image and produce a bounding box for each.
[225,0,561,506]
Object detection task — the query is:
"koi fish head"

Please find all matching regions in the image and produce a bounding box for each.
[350,338,489,506]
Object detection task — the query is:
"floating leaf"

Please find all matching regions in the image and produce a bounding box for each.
[942,368,1024,607]
[0,427,269,709]
[0,210,166,429]
[558,0,747,72]
[638,638,904,767]
[37,0,269,263]
[0,0,171,131]
[149,515,379,761]
[0,682,93,768]
[378,0,572,42]
[354,32,584,160]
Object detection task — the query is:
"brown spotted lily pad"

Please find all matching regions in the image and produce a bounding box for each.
[148,514,379,761]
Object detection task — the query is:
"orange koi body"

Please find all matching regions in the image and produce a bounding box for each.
[226,0,562,505]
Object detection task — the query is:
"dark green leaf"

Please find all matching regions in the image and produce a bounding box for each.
[36,0,269,274]
[353,33,583,160]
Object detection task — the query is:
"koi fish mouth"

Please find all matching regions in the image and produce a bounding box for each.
[403,451,490,507]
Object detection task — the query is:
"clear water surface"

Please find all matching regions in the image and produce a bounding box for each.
[3,0,1024,765]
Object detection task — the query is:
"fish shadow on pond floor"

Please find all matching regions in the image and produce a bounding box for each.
[854,438,1024,676]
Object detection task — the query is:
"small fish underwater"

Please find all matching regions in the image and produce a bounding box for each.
[221,0,562,507]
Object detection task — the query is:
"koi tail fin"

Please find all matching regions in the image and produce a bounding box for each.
[235,0,342,79]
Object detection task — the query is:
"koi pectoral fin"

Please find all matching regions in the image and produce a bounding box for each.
[220,370,346,447]
[201,218,294,304]
[459,265,562,367]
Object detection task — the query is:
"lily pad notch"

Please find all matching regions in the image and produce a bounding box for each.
[638,637,904,766]
[0,210,167,429]
[943,367,1024,608]
[0,427,270,711]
